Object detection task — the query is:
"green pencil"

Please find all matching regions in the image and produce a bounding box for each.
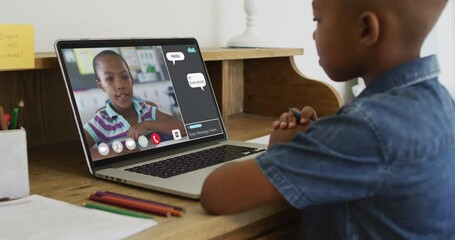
[10,108,19,129]
[84,202,154,219]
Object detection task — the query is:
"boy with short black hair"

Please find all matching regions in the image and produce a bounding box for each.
[201,0,455,238]
[84,50,185,148]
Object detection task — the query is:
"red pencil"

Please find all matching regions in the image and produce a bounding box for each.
[89,194,171,217]
[89,194,183,217]
[101,191,185,212]
[99,193,184,217]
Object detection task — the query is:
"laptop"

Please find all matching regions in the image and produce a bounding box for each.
[55,38,267,199]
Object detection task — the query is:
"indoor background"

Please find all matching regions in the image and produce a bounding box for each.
[1,0,454,104]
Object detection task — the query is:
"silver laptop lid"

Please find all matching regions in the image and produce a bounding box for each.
[55,38,226,171]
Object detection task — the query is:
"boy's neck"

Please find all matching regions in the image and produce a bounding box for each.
[119,107,136,117]
[362,44,421,86]
[115,105,138,126]
[110,103,136,117]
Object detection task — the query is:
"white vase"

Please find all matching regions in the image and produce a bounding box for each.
[227,0,271,48]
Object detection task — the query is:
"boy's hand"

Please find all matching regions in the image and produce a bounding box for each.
[127,122,149,140]
[268,123,309,147]
[272,106,318,130]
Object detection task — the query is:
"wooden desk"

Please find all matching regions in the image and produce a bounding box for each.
[29,114,300,239]
[1,48,341,239]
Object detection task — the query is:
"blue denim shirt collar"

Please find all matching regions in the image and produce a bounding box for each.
[358,55,440,98]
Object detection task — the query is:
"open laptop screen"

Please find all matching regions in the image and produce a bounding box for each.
[56,38,225,168]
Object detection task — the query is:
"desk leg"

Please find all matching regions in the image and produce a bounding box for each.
[205,60,245,129]
[221,60,244,127]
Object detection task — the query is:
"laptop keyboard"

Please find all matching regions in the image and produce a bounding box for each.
[125,145,265,178]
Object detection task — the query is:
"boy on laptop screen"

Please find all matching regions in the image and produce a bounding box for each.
[59,43,224,162]
[84,49,186,160]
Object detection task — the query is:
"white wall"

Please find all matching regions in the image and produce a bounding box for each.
[2,0,453,103]
[1,0,219,49]
[422,0,455,97]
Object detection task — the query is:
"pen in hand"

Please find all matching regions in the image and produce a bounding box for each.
[288,107,314,124]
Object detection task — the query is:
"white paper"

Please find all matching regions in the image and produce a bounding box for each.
[0,195,157,240]
[247,135,270,145]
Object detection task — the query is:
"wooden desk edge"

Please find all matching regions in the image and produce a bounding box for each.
[202,48,303,61]
[128,201,299,239]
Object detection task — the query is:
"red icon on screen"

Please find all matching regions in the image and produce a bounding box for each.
[150,133,161,145]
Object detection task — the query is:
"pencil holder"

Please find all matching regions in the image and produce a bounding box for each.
[0,128,29,199]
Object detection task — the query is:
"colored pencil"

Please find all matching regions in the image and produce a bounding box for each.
[10,108,18,129]
[95,193,183,217]
[101,191,185,212]
[84,202,154,219]
[89,194,173,217]
[17,99,24,129]
[0,106,7,130]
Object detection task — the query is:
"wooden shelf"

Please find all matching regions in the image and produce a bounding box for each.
[202,48,303,61]
[1,48,303,71]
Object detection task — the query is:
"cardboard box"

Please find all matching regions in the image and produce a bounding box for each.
[0,128,29,199]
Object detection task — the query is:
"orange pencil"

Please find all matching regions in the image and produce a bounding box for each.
[103,191,185,212]
[0,106,7,130]
[89,194,171,217]
[100,194,184,217]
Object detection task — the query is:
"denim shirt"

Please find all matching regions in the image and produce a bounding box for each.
[257,55,455,239]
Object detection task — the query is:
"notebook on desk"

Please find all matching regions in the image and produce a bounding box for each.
[55,38,266,199]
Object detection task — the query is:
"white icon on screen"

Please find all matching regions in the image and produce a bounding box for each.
[166,52,185,65]
[125,138,136,150]
[97,143,110,156]
[138,135,149,148]
[112,140,123,153]
[172,129,182,140]
[187,73,206,91]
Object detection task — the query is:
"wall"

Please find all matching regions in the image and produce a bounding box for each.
[1,0,454,104]
[422,0,455,97]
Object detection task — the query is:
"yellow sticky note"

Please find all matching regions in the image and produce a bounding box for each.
[0,24,34,70]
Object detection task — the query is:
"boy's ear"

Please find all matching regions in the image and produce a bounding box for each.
[358,11,380,46]
[96,80,104,91]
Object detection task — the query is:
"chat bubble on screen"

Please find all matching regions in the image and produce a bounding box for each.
[166,52,185,65]
[187,73,206,91]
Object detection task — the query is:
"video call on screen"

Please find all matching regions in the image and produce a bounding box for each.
[62,44,224,160]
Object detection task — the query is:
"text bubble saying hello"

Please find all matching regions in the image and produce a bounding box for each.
[187,73,206,91]
[166,52,185,65]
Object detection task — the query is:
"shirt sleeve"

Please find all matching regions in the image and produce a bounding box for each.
[151,106,157,121]
[83,121,101,145]
[256,107,385,209]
